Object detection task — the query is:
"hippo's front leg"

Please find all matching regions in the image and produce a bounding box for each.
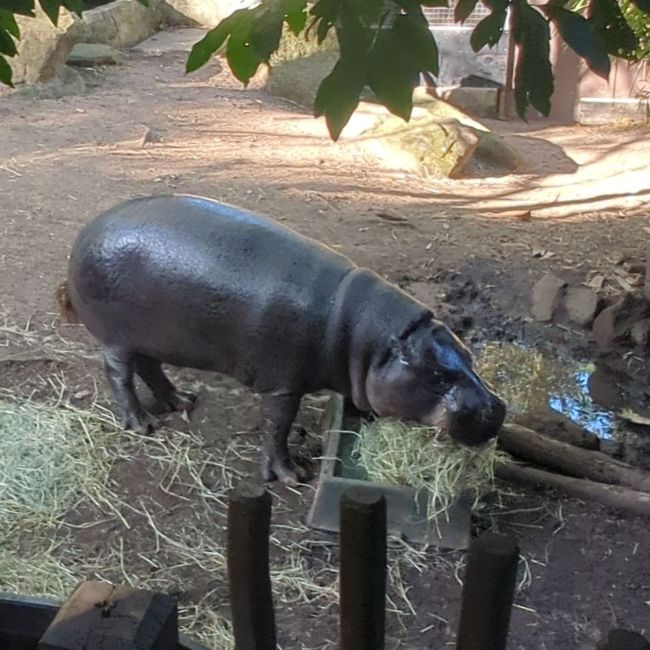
[259,392,308,486]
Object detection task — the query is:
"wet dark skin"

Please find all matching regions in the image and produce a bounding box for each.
[63,195,506,485]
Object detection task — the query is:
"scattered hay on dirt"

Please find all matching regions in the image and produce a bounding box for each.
[0,316,469,648]
[352,418,502,519]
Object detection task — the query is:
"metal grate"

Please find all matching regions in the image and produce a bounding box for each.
[423,1,491,27]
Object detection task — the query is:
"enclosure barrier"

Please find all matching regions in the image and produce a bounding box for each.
[0,484,648,649]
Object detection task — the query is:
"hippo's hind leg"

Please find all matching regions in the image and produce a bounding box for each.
[103,346,160,435]
[260,392,309,486]
[133,354,197,413]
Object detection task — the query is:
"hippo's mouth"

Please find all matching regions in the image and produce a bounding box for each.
[422,388,503,447]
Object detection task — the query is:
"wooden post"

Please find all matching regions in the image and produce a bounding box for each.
[643,242,650,302]
[456,532,519,650]
[603,629,650,650]
[227,484,276,650]
[339,488,387,650]
[38,582,178,650]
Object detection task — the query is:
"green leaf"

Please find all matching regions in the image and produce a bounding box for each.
[316,17,331,42]
[186,12,241,73]
[395,1,439,76]
[283,0,307,34]
[0,0,34,17]
[61,0,83,16]
[470,9,507,51]
[310,0,341,22]
[455,0,479,23]
[588,0,639,58]
[38,0,60,25]
[226,13,263,84]
[285,9,306,34]
[0,10,20,38]
[420,0,448,6]
[547,5,610,78]
[512,0,554,117]
[250,0,283,60]
[0,25,16,55]
[314,56,365,140]
[368,26,415,120]
[135,0,148,6]
[629,0,650,12]
[0,52,13,86]
[348,0,386,27]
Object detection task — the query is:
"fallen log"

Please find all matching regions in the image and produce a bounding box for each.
[496,461,650,518]
[512,409,600,450]
[499,423,650,493]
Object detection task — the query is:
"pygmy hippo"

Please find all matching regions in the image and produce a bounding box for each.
[58,195,506,485]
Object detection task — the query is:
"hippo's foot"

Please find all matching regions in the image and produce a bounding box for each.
[261,456,309,486]
[162,390,197,414]
[121,410,161,436]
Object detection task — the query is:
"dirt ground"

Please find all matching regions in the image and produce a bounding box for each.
[1,39,650,649]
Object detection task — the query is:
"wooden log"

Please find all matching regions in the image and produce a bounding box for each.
[456,531,519,650]
[602,629,650,650]
[499,423,650,492]
[340,488,387,650]
[38,581,178,650]
[496,461,650,518]
[512,408,600,450]
[227,484,276,650]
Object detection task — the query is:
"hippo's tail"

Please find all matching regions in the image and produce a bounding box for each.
[55,280,78,323]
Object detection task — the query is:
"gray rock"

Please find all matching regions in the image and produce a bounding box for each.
[267,52,338,108]
[591,294,646,350]
[631,318,650,347]
[131,28,206,56]
[81,0,165,49]
[532,274,566,322]
[564,286,600,327]
[68,43,122,66]
[17,66,86,99]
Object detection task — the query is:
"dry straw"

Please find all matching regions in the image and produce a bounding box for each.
[352,418,502,519]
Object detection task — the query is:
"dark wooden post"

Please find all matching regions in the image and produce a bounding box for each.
[602,629,650,650]
[456,531,519,650]
[339,488,387,650]
[227,484,276,650]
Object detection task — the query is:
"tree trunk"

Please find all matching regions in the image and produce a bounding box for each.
[498,423,650,493]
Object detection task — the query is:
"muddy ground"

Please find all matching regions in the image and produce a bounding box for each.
[1,39,649,649]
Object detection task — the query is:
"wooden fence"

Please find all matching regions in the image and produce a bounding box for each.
[0,485,648,649]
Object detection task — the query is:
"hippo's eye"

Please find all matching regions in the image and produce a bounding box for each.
[432,340,468,375]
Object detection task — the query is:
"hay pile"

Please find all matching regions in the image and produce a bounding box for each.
[352,418,501,519]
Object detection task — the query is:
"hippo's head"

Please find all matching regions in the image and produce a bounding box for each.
[366,320,505,446]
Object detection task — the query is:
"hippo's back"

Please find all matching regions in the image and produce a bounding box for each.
[68,195,356,391]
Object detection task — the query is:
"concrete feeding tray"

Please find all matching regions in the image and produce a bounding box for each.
[306,394,472,549]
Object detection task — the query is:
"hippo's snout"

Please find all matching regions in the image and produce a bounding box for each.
[439,383,506,447]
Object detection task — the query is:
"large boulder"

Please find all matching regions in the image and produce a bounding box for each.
[340,92,526,178]
[266,28,339,106]
[266,52,338,107]
[81,0,165,49]
[164,0,255,28]
[10,7,84,84]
